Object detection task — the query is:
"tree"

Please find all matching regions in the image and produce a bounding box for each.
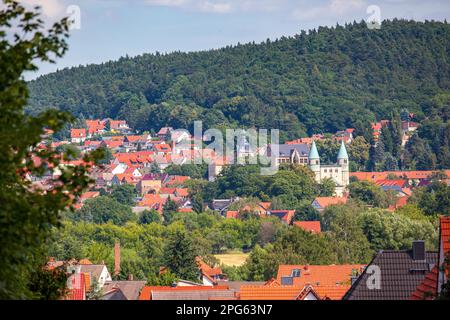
[77,196,136,225]
[348,180,395,208]
[139,209,161,224]
[359,209,437,251]
[319,178,336,197]
[409,181,450,216]
[347,136,370,171]
[146,271,178,286]
[0,1,101,299]
[164,231,199,281]
[110,184,137,206]
[163,197,179,224]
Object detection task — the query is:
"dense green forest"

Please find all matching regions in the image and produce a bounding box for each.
[28,20,450,141]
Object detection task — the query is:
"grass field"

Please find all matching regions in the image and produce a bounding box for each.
[214,252,249,267]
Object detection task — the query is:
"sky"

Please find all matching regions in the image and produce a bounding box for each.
[13,0,450,80]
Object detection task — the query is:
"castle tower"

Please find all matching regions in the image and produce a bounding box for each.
[337,140,349,187]
[308,141,321,182]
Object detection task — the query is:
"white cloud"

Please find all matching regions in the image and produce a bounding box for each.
[144,0,285,14]
[20,0,66,18]
[293,0,366,21]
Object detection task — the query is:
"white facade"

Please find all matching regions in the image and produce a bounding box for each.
[309,141,349,197]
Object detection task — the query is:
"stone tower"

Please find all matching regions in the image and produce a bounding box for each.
[337,140,349,187]
[308,140,321,182]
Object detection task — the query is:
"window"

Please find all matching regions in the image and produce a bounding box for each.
[291,269,301,277]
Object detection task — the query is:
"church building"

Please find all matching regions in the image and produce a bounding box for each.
[308,140,350,197]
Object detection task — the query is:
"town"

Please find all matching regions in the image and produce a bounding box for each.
[32,116,450,300]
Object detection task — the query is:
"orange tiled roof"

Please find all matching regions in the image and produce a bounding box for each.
[139,285,229,300]
[313,196,348,208]
[410,265,438,300]
[375,179,408,187]
[239,285,303,300]
[80,191,100,201]
[226,211,238,219]
[79,259,93,265]
[314,285,351,300]
[441,216,450,256]
[277,264,365,288]
[293,221,321,233]
[351,170,450,181]
[71,128,86,138]
[196,258,223,278]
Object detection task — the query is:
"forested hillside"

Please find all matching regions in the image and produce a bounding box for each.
[28,20,450,140]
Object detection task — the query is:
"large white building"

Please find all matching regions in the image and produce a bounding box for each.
[308,140,350,197]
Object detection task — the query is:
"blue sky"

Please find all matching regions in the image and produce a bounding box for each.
[16,0,450,80]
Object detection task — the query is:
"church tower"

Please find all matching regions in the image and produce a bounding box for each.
[337,140,349,187]
[308,141,321,182]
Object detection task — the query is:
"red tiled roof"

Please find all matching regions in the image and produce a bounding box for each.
[410,266,438,300]
[293,221,321,233]
[164,175,190,187]
[239,286,303,300]
[80,191,100,201]
[441,216,450,255]
[351,171,450,181]
[269,210,295,224]
[71,128,86,138]
[313,197,348,209]
[226,211,238,219]
[154,143,172,153]
[375,179,408,187]
[277,264,365,291]
[139,285,229,300]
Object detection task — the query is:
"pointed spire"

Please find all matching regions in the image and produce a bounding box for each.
[309,140,320,159]
[337,140,349,159]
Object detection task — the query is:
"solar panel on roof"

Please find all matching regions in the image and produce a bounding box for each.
[281,276,294,285]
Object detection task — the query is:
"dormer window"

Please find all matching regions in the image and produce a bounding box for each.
[291,269,301,277]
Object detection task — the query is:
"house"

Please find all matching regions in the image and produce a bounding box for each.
[333,128,354,144]
[309,141,350,197]
[86,119,106,137]
[277,264,366,300]
[268,210,295,224]
[344,241,437,300]
[267,143,310,166]
[375,179,409,188]
[311,196,348,212]
[136,173,166,195]
[77,263,112,289]
[438,216,450,297]
[350,170,450,185]
[102,280,147,300]
[71,128,86,143]
[211,198,237,214]
[239,285,321,300]
[109,120,130,132]
[138,194,167,214]
[293,221,321,234]
[139,285,235,300]
[65,272,87,300]
[197,258,228,285]
[111,163,128,175]
[157,127,174,139]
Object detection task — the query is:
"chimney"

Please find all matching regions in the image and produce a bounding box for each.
[412,240,425,261]
[127,274,134,281]
[114,240,121,276]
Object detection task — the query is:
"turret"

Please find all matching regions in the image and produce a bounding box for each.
[308,141,321,179]
[337,140,349,187]
[337,140,349,167]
